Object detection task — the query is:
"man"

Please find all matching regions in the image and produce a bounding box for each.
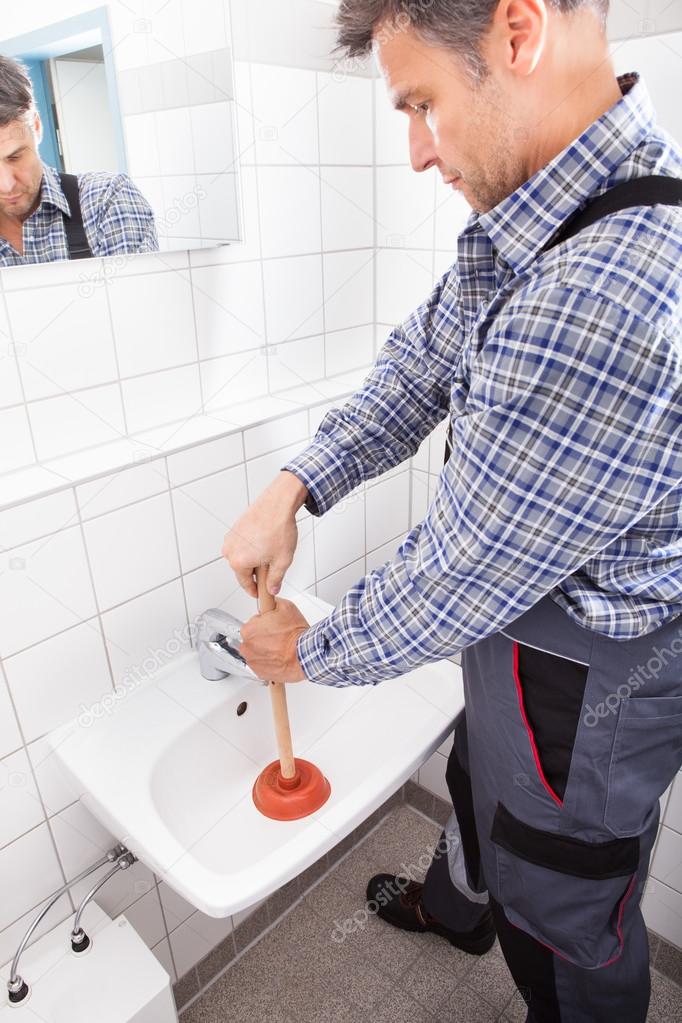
[0,55,157,264]
[222,1,682,1019]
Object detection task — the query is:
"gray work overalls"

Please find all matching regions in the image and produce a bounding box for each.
[422,175,682,1022]
[422,594,682,1021]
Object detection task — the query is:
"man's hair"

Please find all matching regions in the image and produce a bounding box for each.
[0,55,35,127]
[336,0,610,80]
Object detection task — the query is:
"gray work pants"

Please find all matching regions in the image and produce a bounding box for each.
[422,594,682,1022]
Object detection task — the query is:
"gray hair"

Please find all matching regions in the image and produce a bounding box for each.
[0,55,35,127]
[336,0,610,80]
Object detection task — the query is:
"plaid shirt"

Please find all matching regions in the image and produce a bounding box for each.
[0,163,158,265]
[283,72,682,687]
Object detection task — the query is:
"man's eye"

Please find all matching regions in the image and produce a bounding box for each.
[414,102,429,115]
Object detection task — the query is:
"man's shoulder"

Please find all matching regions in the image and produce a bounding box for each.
[518,161,682,336]
[549,206,680,330]
[76,170,152,211]
[76,169,142,201]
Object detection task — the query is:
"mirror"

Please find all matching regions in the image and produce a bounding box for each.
[0,4,241,268]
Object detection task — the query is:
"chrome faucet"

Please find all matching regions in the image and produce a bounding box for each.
[196,608,265,683]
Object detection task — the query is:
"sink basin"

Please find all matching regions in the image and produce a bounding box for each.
[48,587,463,918]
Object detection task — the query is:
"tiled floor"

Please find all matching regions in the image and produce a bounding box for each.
[181,806,682,1022]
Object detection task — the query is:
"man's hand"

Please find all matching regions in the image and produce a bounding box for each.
[239,598,309,683]
[222,471,309,598]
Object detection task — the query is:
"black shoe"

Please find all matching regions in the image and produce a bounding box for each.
[366,874,496,955]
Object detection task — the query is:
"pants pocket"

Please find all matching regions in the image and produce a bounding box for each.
[491,801,639,969]
[604,695,682,838]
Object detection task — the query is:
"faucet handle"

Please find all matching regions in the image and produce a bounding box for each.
[196,607,264,683]
[197,607,244,645]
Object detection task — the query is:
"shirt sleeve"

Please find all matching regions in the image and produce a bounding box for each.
[91,174,159,255]
[296,283,682,686]
[281,271,457,516]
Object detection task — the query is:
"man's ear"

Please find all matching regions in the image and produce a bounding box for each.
[496,0,548,76]
[32,109,43,145]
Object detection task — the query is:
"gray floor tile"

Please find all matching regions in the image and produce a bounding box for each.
[464,943,516,1011]
[305,870,364,926]
[371,986,436,1023]
[173,968,199,1012]
[332,843,387,900]
[332,906,423,979]
[418,929,483,976]
[182,938,289,1022]
[359,805,442,873]
[267,875,302,922]
[655,940,682,988]
[405,779,436,819]
[438,982,500,1022]
[504,988,531,1022]
[232,900,270,953]
[647,968,682,1022]
[177,804,682,1023]
[196,931,237,987]
[399,950,461,1014]
[432,796,452,828]
[274,977,359,1023]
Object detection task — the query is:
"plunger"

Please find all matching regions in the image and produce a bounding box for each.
[251,567,331,820]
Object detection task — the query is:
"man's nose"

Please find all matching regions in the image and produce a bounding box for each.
[0,167,17,194]
[408,117,437,173]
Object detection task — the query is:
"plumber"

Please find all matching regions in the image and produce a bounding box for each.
[223,1,682,1019]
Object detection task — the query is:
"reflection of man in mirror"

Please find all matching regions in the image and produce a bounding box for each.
[0,55,158,265]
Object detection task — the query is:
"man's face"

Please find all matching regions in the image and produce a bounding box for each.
[374,21,527,213]
[0,114,44,220]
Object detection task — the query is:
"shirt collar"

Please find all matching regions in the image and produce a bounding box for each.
[37,163,71,217]
[475,72,655,276]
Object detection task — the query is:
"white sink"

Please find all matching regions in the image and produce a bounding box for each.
[48,587,463,918]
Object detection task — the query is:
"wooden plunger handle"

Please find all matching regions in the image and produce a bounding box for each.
[255,566,297,780]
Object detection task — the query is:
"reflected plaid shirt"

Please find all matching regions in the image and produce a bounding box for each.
[0,163,158,265]
[283,72,682,687]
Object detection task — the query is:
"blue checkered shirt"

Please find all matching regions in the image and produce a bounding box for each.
[283,72,682,687]
[0,163,158,265]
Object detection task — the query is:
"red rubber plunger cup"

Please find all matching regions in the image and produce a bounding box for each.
[251,568,331,821]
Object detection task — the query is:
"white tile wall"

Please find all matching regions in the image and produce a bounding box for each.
[258,166,322,258]
[108,270,197,378]
[322,249,374,332]
[320,167,375,251]
[4,623,112,744]
[262,254,325,342]
[5,284,118,402]
[0,526,98,657]
[318,75,374,165]
[193,262,266,358]
[249,64,319,165]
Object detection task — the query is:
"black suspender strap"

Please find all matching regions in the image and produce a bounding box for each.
[443,174,682,466]
[58,172,93,260]
[541,174,682,253]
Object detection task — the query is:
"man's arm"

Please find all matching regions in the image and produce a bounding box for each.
[281,269,459,516]
[295,283,682,686]
[224,268,461,597]
[87,173,159,255]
